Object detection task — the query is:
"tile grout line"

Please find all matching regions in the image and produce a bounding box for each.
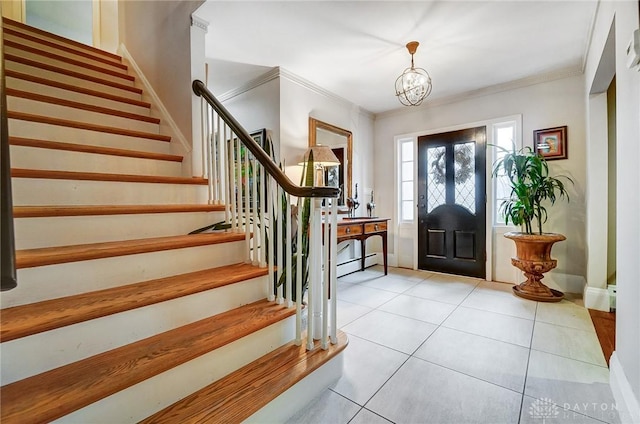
[518,300,539,424]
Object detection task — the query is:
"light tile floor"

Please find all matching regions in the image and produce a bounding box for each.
[287,266,620,424]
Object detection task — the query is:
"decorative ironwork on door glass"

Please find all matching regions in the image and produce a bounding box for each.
[454,142,475,214]
[427,146,446,213]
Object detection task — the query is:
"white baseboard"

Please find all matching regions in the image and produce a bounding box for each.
[544,272,586,294]
[584,286,611,311]
[118,44,191,157]
[610,352,640,423]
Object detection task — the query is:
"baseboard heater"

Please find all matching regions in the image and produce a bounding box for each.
[336,253,378,278]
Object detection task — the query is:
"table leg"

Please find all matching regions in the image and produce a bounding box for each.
[382,232,388,275]
[360,238,366,272]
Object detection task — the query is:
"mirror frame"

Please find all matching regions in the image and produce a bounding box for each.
[308,117,353,201]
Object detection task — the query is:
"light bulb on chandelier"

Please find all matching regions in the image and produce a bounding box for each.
[395,41,432,106]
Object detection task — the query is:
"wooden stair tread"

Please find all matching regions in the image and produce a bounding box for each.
[1,263,268,342]
[6,70,151,108]
[8,111,171,141]
[7,89,160,124]
[0,300,296,424]
[3,17,122,62]
[4,39,134,81]
[9,137,181,163]
[142,331,349,423]
[11,168,207,185]
[5,54,141,94]
[13,203,225,218]
[3,27,128,70]
[16,232,242,269]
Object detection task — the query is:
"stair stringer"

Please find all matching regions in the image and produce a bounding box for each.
[53,316,296,424]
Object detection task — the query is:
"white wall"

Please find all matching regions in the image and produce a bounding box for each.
[279,73,374,193]
[374,74,587,292]
[119,0,204,145]
[584,1,640,420]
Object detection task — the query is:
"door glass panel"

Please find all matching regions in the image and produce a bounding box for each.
[454,142,476,214]
[427,146,446,213]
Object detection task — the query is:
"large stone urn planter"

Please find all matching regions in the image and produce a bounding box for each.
[505,232,565,302]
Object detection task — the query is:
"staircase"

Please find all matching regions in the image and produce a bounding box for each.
[1,18,346,423]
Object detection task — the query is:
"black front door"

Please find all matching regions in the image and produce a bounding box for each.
[417,127,486,278]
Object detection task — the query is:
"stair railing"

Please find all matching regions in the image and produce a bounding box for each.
[192,80,340,350]
[1,27,18,291]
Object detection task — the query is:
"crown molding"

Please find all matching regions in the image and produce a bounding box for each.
[376,65,584,120]
[191,14,209,32]
[218,67,374,119]
[217,67,281,102]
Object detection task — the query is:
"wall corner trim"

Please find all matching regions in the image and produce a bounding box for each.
[118,44,191,154]
[191,14,209,32]
[584,285,611,311]
[610,352,640,424]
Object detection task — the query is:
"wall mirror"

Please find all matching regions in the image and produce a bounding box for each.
[309,117,352,206]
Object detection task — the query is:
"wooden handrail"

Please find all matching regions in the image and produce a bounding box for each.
[1,25,18,291]
[192,80,340,199]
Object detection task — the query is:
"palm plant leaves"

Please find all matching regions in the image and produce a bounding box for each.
[492,143,573,234]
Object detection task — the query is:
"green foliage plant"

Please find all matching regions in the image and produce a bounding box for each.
[491,144,573,234]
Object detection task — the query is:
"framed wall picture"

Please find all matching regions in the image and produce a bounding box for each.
[533,126,568,160]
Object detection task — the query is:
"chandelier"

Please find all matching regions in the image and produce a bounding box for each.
[395,41,432,106]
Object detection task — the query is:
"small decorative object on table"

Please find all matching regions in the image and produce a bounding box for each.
[367,190,376,218]
[346,183,359,217]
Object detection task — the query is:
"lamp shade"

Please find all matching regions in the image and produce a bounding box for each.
[299,145,340,166]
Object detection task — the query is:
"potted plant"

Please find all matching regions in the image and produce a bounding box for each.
[492,144,573,302]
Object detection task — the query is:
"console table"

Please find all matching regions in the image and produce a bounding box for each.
[336,218,389,275]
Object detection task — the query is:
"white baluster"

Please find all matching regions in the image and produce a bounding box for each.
[200,97,207,180]
[310,198,323,345]
[260,164,267,268]
[217,115,224,205]
[285,193,292,307]
[330,200,338,344]
[244,149,251,262]
[267,175,275,301]
[209,108,220,205]
[295,197,303,346]
[322,200,330,350]
[276,185,284,304]
[228,130,236,231]
[235,135,242,233]
[252,157,259,265]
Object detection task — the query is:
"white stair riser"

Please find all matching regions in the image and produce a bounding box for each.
[5,44,134,86]
[3,32,126,72]
[8,96,160,134]
[14,210,224,249]
[2,24,123,67]
[6,76,151,116]
[5,240,249,307]
[247,352,345,423]
[5,60,142,101]
[8,119,171,154]
[1,275,269,385]
[52,316,295,424]
[10,146,182,182]
[12,178,208,206]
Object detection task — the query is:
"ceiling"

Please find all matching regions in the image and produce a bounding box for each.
[196,1,598,115]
